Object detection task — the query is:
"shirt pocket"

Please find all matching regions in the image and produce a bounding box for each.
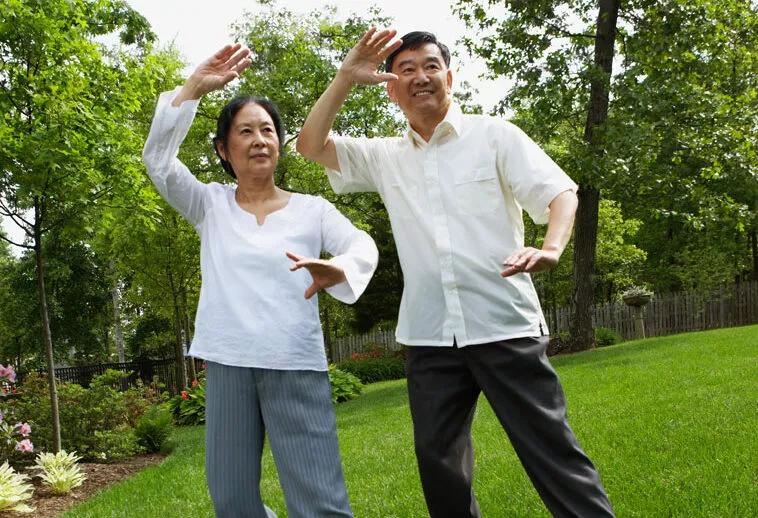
[453,164,499,215]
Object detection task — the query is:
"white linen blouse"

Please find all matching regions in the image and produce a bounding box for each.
[143,88,378,370]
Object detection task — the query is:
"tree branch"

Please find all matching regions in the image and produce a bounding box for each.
[0,232,32,249]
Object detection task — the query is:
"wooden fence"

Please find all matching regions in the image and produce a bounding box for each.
[20,357,203,395]
[331,281,758,362]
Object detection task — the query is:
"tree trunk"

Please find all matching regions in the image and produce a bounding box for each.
[110,262,125,363]
[570,186,601,350]
[323,300,334,363]
[33,199,61,452]
[180,284,196,381]
[569,0,619,352]
[751,228,757,281]
[167,267,187,392]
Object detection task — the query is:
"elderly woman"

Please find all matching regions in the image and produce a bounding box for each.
[143,44,376,518]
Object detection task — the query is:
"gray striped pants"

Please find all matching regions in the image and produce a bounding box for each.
[205,362,353,518]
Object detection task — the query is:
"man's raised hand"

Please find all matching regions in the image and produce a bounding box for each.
[339,28,402,85]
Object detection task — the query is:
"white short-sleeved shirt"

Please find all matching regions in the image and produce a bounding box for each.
[327,103,576,346]
[143,88,378,370]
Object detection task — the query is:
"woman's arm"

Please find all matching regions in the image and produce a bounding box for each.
[287,200,378,303]
[142,44,252,227]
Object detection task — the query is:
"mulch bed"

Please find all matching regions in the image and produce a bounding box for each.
[6,453,166,518]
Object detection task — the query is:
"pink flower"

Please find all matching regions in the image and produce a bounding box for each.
[15,423,31,437]
[0,365,16,383]
[180,390,189,400]
[15,439,33,453]
[191,379,199,388]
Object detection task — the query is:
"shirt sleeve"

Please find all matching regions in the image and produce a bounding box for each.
[319,199,379,304]
[498,122,578,224]
[142,87,209,228]
[325,136,381,194]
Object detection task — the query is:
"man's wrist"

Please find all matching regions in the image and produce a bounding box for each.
[334,68,356,88]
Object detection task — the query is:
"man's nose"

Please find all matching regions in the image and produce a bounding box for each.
[412,72,430,85]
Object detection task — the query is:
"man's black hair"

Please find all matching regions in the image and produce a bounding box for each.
[212,96,285,179]
[384,31,451,73]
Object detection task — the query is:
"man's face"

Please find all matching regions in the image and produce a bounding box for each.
[386,43,453,121]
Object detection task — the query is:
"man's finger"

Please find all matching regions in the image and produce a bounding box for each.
[360,27,378,46]
[374,72,399,83]
[378,39,403,61]
[368,29,395,49]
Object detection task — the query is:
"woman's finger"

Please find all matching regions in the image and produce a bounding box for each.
[304,282,320,300]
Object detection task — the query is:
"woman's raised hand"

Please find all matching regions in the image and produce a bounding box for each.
[339,28,402,85]
[173,43,252,106]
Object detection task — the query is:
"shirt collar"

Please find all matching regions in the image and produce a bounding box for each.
[406,102,464,146]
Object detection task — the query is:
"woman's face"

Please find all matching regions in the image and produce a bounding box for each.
[218,103,280,180]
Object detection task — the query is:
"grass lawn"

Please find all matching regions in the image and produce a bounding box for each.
[63,325,757,517]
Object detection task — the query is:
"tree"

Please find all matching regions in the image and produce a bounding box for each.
[606,0,757,291]
[0,0,154,451]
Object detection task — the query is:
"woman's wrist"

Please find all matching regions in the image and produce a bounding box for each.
[172,78,205,107]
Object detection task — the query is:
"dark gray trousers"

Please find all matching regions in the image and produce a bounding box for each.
[205,362,353,518]
[406,337,614,518]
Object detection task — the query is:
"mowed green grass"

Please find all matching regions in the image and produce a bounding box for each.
[64,325,758,517]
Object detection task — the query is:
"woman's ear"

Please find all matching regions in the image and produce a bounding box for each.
[214,140,227,162]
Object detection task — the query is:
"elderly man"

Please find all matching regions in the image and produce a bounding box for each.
[297,29,615,518]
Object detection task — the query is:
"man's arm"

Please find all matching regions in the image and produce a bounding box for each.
[296,28,401,171]
[501,190,578,277]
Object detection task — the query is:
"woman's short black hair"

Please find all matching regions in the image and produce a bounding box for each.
[212,96,285,179]
[384,31,451,73]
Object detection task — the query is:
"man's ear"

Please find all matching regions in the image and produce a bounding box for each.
[446,68,453,93]
[386,81,397,103]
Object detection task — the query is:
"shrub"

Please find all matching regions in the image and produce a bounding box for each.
[33,451,86,495]
[336,356,405,384]
[6,371,147,461]
[167,378,206,426]
[0,364,34,465]
[595,327,622,347]
[328,366,363,403]
[134,405,174,453]
[0,461,34,513]
[92,429,141,462]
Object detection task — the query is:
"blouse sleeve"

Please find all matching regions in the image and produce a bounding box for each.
[142,87,209,228]
[319,199,379,304]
